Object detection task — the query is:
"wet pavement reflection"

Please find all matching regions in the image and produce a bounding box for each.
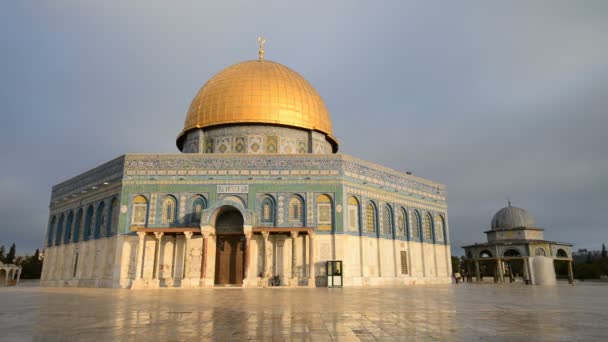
[0,283,607,341]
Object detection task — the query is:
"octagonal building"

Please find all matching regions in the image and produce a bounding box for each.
[41,53,451,288]
[462,204,573,285]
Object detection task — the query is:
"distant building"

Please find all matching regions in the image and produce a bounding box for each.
[0,261,21,286]
[41,47,451,288]
[462,204,573,285]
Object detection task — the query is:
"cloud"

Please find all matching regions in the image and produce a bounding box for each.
[1,1,607,255]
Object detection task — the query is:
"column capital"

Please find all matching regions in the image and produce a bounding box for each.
[200,225,214,236]
[244,232,252,240]
[261,231,270,240]
[153,232,164,240]
[137,231,147,239]
[308,230,315,238]
[184,231,194,240]
[243,224,253,236]
[290,230,298,239]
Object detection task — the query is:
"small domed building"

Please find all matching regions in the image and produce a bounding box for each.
[462,203,573,285]
[40,47,451,288]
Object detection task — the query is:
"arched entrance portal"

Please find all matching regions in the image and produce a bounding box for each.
[214,206,245,285]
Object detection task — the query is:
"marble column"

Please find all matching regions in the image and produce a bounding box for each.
[135,232,146,279]
[262,231,271,280]
[497,258,504,283]
[474,260,481,282]
[171,235,178,278]
[153,232,163,279]
[567,260,574,285]
[182,232,193,279]
[308,231,315,287]
[200,232,210,280]
[522,258,530,284]
[243,232,252,281]
[527,257,536,285]
[290,231,298,283]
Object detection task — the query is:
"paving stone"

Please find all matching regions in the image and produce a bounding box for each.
[0,283,607,341]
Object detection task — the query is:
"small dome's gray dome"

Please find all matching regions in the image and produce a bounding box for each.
[491,206,536,230]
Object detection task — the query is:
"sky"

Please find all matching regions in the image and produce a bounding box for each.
[1,1,607,256]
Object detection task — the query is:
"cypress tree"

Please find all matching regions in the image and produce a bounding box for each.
[6,243,15,264]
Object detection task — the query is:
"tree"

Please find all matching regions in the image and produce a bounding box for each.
[451,256,460,275]
[6,243,15,264]
[602,244,607,259]
[0,245,5,263]
[15,249,43,279]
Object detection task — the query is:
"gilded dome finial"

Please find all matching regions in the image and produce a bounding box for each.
[257,36,266,61]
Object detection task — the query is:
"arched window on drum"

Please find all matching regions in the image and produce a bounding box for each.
[47,216,56,247]
[131,196,148,226]
[94,201,106,239]
[396,208,407,238]
[288,196,304,225]
[347,196,360,232]
[73,208,83,243]
[162,196,177,225]
[84,205,94,240]
[108,198,119,236]
[411,211,421,240]
[260,196,275,225]
[365,202,377,233]
[423,212,433,241]
[55,214,64,246]
[382,204,393,235]
[64,211,74,244]
[192,196,207,226]
[435,215,445,242]
[316,194,333,231]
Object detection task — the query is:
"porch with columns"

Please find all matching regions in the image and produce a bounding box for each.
[467,256,574,285]
[130,227,317,288]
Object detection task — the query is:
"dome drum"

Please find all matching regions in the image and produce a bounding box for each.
[179,125,333,154]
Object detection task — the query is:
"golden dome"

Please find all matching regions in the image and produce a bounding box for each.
[177,60,338,151]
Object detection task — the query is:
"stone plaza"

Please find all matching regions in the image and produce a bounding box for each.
[1,282,607,341]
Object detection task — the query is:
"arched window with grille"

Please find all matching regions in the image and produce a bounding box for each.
[411,211,421,240]
[347,196,360,232]
[162,196,177,225]
[191,196,207,226]
[84,205,94,240]
[382,204,393,235]
[47,216,56,247]
[73,208,83,243]
[107,198,119,236]
[423,212,433,241]
[365,202,377,233]
[397,208,407,237]
[55,214,64,246]
[131,196,148,226]
[288,196,304,225]
[316,194,333,231]
[94,202,106,239]
[435,215,445,242]
[64,211,74,244]
[260,196,275,225]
